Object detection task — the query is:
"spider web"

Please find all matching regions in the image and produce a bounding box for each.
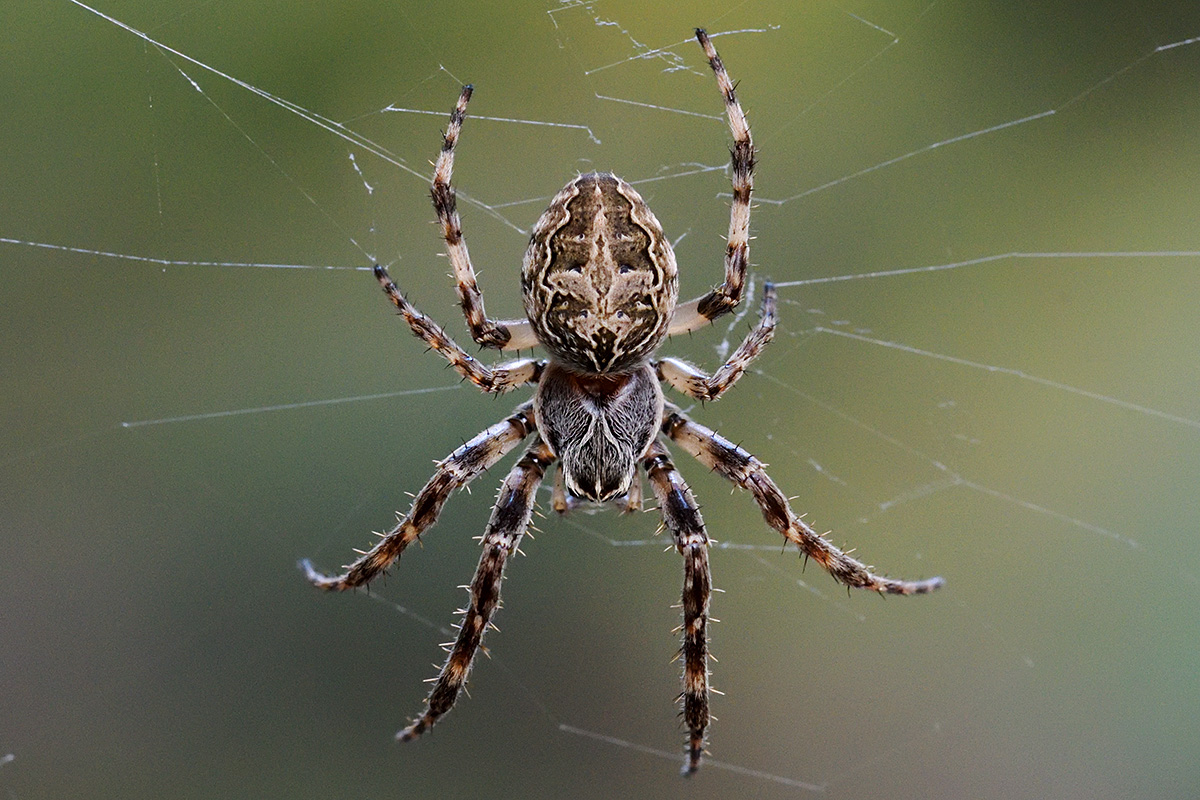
[3,1,1199,797]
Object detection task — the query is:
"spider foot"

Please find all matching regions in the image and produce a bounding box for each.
[299,558,348,591]
[878,574,946,595]
[682,733,705,776]
[396,713,434,742]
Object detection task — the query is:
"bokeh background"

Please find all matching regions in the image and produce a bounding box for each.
[3,1,1199,798]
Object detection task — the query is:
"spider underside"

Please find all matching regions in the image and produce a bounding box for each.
[302,29,943,775]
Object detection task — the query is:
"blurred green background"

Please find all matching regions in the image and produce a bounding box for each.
[3,1,1199,798]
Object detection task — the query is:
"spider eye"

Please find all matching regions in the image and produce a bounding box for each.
[618,263,633,274]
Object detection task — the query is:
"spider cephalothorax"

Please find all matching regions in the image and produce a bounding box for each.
[303,29,943,776]
[535,362,663,502]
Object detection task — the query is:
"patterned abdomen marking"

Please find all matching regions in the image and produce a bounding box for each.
[522,173,678,374]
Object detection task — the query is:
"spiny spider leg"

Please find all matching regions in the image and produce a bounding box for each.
[302,402,536,590]
[398,439,555,741]
[661,405,945,595]
[374,265,543,394]
[670,29,756,336]
[642,441,713,775]
[432,85,538,351]
[657,281,776,401]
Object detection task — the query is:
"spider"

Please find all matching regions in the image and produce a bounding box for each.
[302,29,943,775]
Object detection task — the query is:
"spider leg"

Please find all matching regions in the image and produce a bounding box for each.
[642,441,712,775]
[398,439,554,741]
[662,404,945,595]
[669,29,755,336]
[432,85,539,351]
[657,281,776,401]
[302,402,536,590]
[374,265,543,394]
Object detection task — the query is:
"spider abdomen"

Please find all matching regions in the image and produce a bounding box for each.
[534,362,663,502]
[522,172,678,374]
